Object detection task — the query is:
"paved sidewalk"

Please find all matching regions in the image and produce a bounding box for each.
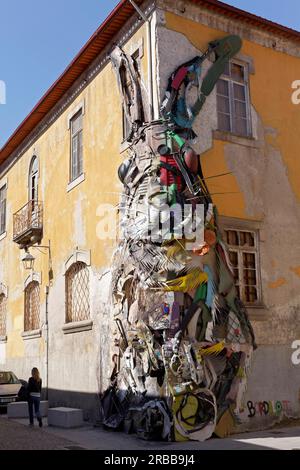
[2,414,300,450]
[0,416,75,450]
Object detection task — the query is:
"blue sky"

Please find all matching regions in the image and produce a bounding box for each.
[1,0,300,148]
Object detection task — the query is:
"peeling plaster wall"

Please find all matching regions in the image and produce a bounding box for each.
[155,9,218,156]
[154,2,300,431]
[158,0,300,59]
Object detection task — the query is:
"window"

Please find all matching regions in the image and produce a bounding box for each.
[24,281,40,331]
[29,156,38,202]
[28,156,39,223]
[0,185,7,235]
[217,61,251,137]
[225,228,261,305]
[70,110,83,182]
[0,294,7,337]
[65,262,90,323]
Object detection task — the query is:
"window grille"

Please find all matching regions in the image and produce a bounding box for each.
[0,294,7,337]
[24,281,40,331]
[66,262,90,323]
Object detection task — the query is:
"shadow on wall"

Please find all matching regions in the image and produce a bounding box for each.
[47,389,101,423]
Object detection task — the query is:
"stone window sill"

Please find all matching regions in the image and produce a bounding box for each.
[0,335,7,343]
[62,320,93,335]
[213,130,261,149]
[246,305,269,321]
[0,231,7,242]
[21,329,42,340]
[67,173,85,193]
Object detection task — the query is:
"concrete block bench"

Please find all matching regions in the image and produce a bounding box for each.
[7,401,48,418]
[48,407,84,428]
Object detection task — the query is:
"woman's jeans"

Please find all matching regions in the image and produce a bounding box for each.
[28,396,41,424]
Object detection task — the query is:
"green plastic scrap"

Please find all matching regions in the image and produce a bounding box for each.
[167,183,178,206]
[194,283,208,304]
[201,35,242,98]
[196,300,213,342]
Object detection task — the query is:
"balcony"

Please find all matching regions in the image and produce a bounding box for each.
[13,200,43,246]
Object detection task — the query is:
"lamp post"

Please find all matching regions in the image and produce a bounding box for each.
[21,241,52,401]
[21,249,35,270]
[21,241,52,278]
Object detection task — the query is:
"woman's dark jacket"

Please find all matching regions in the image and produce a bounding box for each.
[27,377,42,394]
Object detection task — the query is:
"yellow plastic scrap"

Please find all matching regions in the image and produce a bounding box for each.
[166,244,184,259]
[198,340,225,357]
[236,366,246,379]
[165,242,187,264]
[172,394,198,442]
[164,268,208,292]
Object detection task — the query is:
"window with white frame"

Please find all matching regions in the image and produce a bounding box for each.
[70,110,83,182]
[225,228,261,305]
[65,262,90,323]
[24,281,40,332]
[0,185,7,235]
[0,293,7,337]
[216,61,251,137]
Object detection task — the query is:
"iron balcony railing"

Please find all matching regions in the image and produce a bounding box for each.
[13,200,43,245]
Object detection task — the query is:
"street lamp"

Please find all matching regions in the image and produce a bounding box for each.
[21,241,52,402]
[22,249,35,270]
[21,242,52,280]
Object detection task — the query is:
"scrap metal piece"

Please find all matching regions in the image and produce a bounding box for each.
[107,33,255,443]
[110,45,144,141]
[161,35,242,129]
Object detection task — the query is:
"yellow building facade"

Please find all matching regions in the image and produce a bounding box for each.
[0,0,300,428]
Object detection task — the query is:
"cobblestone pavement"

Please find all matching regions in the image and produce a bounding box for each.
[0,416,75,450]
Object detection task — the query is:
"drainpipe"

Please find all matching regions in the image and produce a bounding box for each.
[45,285,49,400]
[128,0,154,120]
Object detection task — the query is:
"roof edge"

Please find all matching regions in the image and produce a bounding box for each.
[191,0,300,40]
